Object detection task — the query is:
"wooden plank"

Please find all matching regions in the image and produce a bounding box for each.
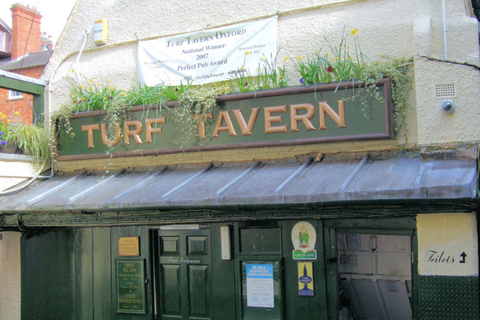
[93,228,113,320]
[76,228,94,320]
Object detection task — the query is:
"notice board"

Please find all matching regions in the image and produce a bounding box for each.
[240,257,283,319]
[116,259,146,314]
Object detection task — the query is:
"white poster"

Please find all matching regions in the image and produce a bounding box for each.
[246,264,274,308]
[137,17,277,86]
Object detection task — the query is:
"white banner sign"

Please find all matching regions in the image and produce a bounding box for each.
[137,17,277,86]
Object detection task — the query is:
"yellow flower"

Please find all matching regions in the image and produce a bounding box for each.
[89,79,93,82]
[14,111,19,115]
[325,53,329,57]
[97,83,101,87]
[71,69,75,73]
[335,56,338,61]
[24,132,28,135]
[245,51,250,55]
[347,46,350,50]
[121,92,126,96]
[351,28,359,36]
[284,57,288,61]
[81,85,84,89]
[297,56,302,61]
[260,57,264,61]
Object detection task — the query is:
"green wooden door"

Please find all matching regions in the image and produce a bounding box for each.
[156,229,211,320]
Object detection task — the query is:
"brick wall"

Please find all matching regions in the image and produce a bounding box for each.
[0,232,21,320]
[11,4,42,60]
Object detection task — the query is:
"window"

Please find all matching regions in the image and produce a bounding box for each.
[8,90,23,100]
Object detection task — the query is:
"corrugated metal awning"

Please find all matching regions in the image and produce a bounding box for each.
[0,152,477,215]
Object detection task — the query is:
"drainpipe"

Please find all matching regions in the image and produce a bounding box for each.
[442,0,448,59]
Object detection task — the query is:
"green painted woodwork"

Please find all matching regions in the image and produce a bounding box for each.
[282,220,328,319]
[155,228,212,319]
[19,218,471,320]
[57,82,391,158]
[0,75,45,123]
[239,227,281,254]
[418,276,479,320]
[21,229,75,320]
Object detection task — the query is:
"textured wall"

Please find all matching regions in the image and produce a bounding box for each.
[0,232,21,320]
[417,213,478,276]
[43,0,480,147]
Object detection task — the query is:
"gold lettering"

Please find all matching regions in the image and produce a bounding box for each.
[319,100,346,129]
[197,113,213,139]
[81,124,100,148]
[290,103,315,132]
[264,105,288,134]
[232,108,259,135]
[212,111,237,138]
[145,117,165,143]
[101,123,121,146]
[124,120,143,145]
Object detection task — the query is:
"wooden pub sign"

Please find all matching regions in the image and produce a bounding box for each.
[55,80,393,160]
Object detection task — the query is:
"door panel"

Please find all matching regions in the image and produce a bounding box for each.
[161,264,182,315]
[156,229,211,320]
[188,265,209,317]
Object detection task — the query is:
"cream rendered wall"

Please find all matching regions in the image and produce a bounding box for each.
[0,232,21,320]
[417,213,479,276]
[42,0,480,147]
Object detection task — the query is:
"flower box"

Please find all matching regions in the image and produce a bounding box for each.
[55,79,393,161]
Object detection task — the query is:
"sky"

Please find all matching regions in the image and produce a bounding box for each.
[0,0,77,46]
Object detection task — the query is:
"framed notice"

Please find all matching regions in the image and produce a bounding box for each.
[116,260,146,314]
[119,236,140,256]
[239,257,283,319]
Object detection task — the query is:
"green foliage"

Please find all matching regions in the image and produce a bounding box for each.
[55,28,413,152]
[171,84,230,144]
[10,124,50,161]
[295,28,367,86]
[354,57,414,138]
[230,51,287,92]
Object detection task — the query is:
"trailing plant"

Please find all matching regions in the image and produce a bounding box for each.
[351,56,414,138]
[171,83,230,145]
[10,124,50,161]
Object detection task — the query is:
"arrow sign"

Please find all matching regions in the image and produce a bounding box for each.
[459,252,467,263]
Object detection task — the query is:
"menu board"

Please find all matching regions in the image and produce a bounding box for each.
[116,260,146,314]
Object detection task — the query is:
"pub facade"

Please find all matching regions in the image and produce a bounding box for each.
[1,0,480,319]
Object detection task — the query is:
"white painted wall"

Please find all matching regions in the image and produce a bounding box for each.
[42,0,480,146]
[417,213,479,276]
[0,232,21,320]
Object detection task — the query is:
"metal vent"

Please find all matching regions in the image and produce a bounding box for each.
[435,84,456,98]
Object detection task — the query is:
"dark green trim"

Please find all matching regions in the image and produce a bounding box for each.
[324,227,338,320]
[412,231,419,320]
[1,198,475,229]
[323,217,416,319]
[0,74,45,123]
[418,276,479,319]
